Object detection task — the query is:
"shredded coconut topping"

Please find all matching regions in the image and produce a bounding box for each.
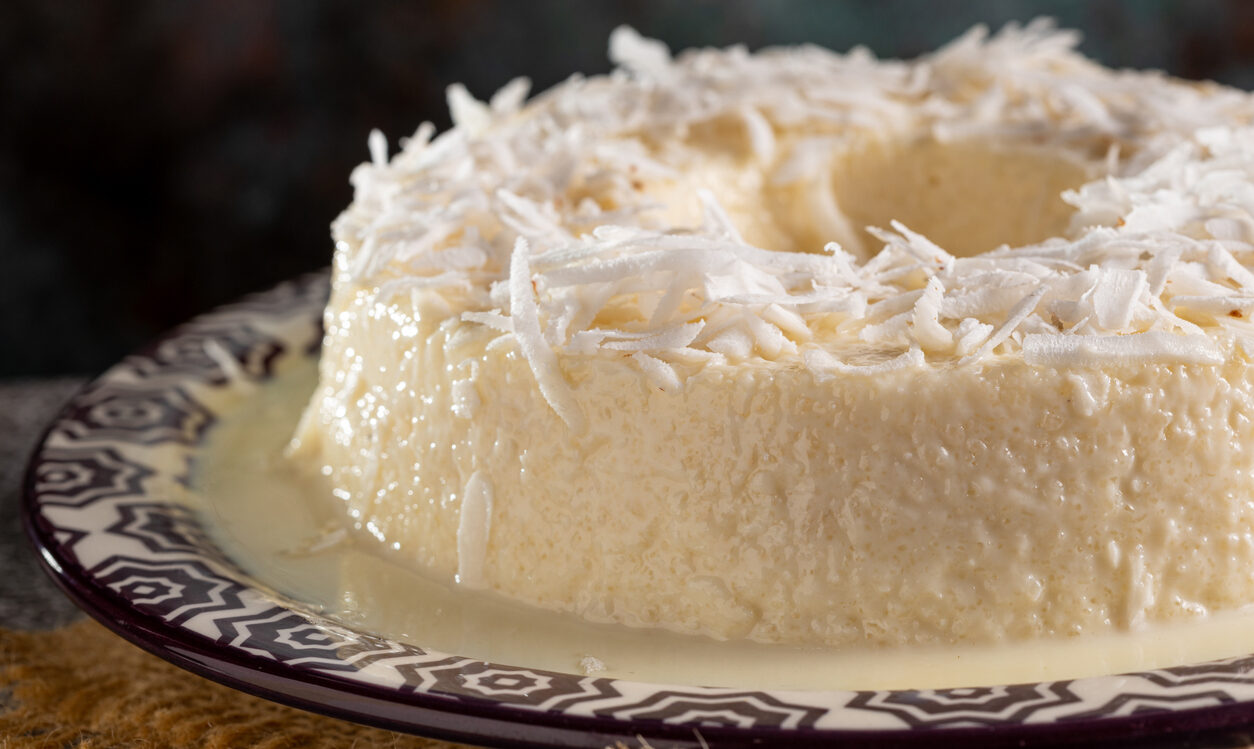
[334,21,1254,422]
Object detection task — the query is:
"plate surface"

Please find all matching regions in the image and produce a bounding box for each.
[23,274,1254,748]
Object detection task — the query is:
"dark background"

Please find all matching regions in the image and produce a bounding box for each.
[4,0,1254,377]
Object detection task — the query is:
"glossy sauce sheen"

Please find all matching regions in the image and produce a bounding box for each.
[198,363,1254,691]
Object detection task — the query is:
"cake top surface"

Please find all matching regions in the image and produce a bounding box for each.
[334,20,1254,426]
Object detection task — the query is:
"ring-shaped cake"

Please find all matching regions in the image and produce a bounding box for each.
[292,21,1254,648]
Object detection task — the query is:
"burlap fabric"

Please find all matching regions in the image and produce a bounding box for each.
[0,620,474,748]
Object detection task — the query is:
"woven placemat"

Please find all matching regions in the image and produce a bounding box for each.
[0,618,478,748]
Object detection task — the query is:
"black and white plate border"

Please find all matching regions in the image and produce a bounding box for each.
[23,273,1254,748]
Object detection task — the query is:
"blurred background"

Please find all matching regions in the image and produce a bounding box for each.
[4,0,1254,377]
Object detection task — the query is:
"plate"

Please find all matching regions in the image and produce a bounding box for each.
[22,273,1254,748]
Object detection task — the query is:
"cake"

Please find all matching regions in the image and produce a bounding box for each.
[290,21,1254,648]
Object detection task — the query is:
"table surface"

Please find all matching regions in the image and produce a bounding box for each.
[0,377,89,631]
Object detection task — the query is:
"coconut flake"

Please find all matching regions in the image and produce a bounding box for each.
[455,471,494,588]
[875,221,956,271]
[740,106,777,164]
[608,26,671,79]
[579,655,606,675]
[911,276,954,352]
[804,346,925,380]
[954,317,995,357]
[957,284,1048,365]
[1091,268,1147,330]
[490,77,532,114]
[698,189,747,245]
[368,129,388,167]
[1169,294,1254,319]
[447,83,491,135]
[462,309,515,333]
[706,328,754,360]
[508,238,584,430]
[632,351,682,391]
[1208,244,1254,290]
[744,314,796,358]
[600,322,705,352]
[204,339,255,392]
[1022,332,1223,367]
[763,303,811,341]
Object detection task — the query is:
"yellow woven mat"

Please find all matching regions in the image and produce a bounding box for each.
[0,619,478,748]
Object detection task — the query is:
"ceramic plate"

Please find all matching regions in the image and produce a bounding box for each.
[23,274,1254,748]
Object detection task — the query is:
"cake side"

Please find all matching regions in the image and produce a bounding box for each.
[293,265,1254,646]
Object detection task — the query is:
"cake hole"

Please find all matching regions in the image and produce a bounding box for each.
[826,138,1093,258]
[643,133,1095,260]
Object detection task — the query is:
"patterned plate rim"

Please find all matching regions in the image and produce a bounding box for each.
[20,272,1254,748]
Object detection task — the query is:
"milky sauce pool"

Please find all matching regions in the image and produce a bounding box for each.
[194,361,1254,691]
